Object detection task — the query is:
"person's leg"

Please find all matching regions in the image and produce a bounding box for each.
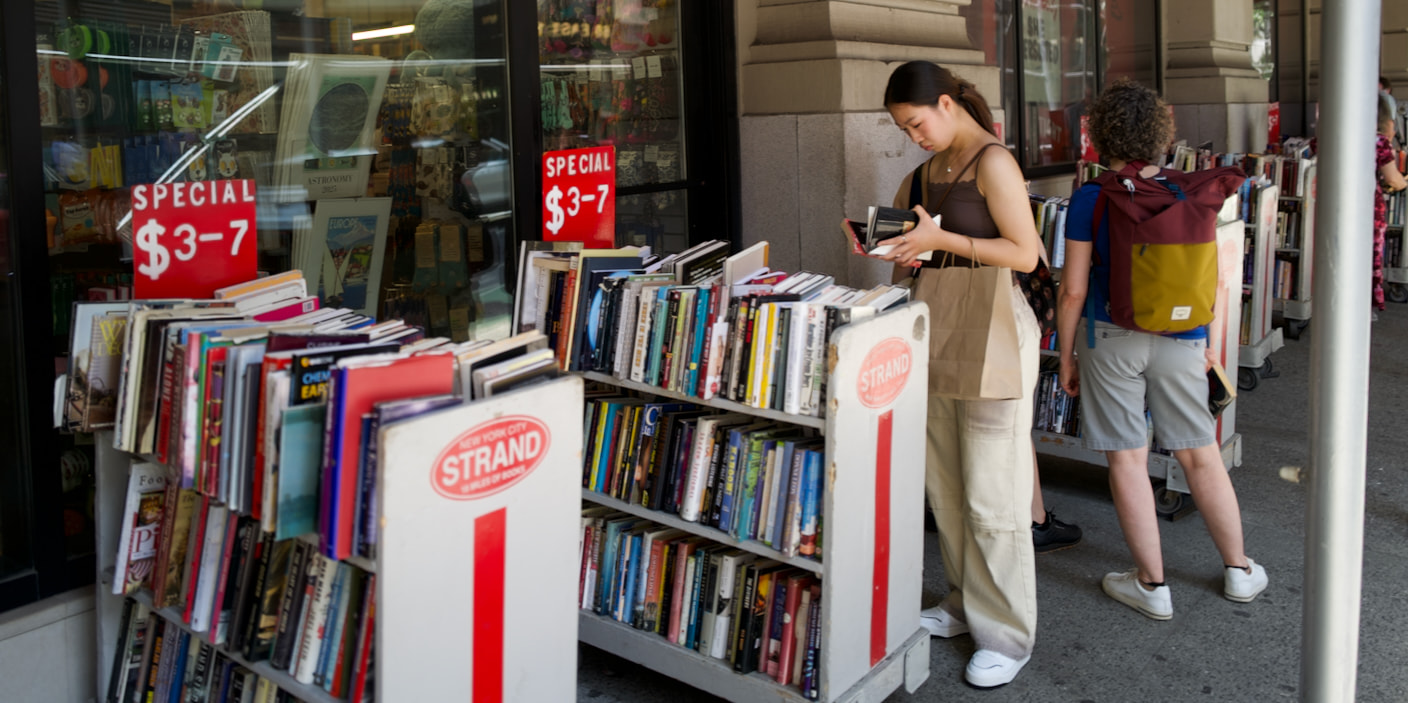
[925,391,967,622]
[1170,444,1246,567]
[1031,454,1045,523]
[1106,446,1164,583]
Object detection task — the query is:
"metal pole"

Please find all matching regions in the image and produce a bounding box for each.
[1301,0,1379,700]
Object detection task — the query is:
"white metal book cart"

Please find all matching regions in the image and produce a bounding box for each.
[1381,190,1408,303]
[1034,195,1246,518]
[576,302,933,703]
[1238,182,1285,391]
[1274,161,1317,340]
[95,378,585,703]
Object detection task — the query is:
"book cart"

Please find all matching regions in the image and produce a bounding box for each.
[95,377,586,702]
[575,302,933,703]
[1273,161,1318,339]
[1033,195,1246,518]
[1238,182,1284,391]
[1382,191,1408,303]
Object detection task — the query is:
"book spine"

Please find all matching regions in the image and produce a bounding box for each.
[678,418,714,523]
[238,532,275,661]
[765,576,789,677]
[801,590,822,698]
[349,575,376,703]
[640,537,666,631]
[156,342,182,466]
[666,545,692,643]
[107,599,136,703]
[272,540,309,670]
[629,292,655,383]
[179,497,211,622]
[293,553,334,684]
[685,551,708,650]
[799,450,822,557]
[731,566,756,670]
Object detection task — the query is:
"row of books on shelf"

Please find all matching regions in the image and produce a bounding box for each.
[583,395,824,558]
[1388,189,1405,229]
[1273,258,1300,300]
[97,270,559,565]
[108,531,375,703]
[1240,296,1256,346]
[1033,369,1081,437]
[1274,201,1306,250]
[579,508,824,698]
[1165,140,1315,198]
[1387,231,1405,269]
[1236,177,1276,226]
[1031,194,1071,268]
[518,240,909,417]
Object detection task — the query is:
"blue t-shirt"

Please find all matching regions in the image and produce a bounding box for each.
[1064,182,1208,341]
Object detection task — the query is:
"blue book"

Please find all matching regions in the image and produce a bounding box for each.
[276,404,327,540]
[645,288,673,385]
[685,288,711,394]
[594,402,623,492]
[314,563,348,686]
[621,533,644,623]
[717,427,748,531]
[166,630,191,702]
[357,394,459,555]
[768,440,798,547]
[597,518,637,614]
[613,532,638,621]
[799,449,824,556]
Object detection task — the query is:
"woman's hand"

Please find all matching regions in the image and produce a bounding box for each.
[1204,346,1217,372]
[1059,355,1080,397]
[875,206,947,267]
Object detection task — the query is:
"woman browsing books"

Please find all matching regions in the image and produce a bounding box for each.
[875,61,1042,689]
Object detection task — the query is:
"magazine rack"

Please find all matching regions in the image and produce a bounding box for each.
[575,302,932,702]
[95,378,585,702]
[1238,183,1284,390]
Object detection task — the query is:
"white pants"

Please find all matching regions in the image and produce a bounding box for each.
[923,281,1040,659]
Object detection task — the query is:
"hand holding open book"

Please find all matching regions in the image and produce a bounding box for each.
[840,206,937,268]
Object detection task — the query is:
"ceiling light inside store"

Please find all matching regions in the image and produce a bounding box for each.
[352,24,415,41]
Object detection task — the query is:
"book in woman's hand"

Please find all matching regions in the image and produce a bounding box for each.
[839,207,937,267]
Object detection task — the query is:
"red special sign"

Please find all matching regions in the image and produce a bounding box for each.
[431,415,552,500]
[542,146,615,248]
[130,179,258,299]
[857,337,912,408]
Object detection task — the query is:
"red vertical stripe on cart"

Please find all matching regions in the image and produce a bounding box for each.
[870,410,893,666]
[474,508,507,703]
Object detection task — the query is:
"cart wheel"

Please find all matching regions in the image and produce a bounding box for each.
[1153,484,1186,518]
[1284,319,1309,340]
[1389,283,1408,304]
[1259,358,1279,380]
[1238,367,1259,392]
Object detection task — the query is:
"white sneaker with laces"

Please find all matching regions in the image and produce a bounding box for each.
[965,649,1031,688]
[1102,569,1173,620]
[919,605,969,638]
[1224,558,1269,603]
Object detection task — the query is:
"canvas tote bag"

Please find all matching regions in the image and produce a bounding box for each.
[918,245,1023,400]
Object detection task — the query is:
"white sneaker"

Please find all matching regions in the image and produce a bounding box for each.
[964,649,1031,688]
[919,605,969,638]
[1224,558,1269,603]
[1102,569,1173,620]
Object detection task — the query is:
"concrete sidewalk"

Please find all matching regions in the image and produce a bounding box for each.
[577,306,1408,702]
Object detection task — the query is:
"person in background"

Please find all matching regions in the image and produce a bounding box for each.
[1032,457,1082,552]
[1056,78,1268,622]
[877,61,1042,688]
[1376,96,1408,321]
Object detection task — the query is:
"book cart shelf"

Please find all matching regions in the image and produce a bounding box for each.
[1238,183,1284,391]
[95,378,586,702]
[1033,195,1246,518]
[1382,189,1408,303]
[576,302,933,703]
[1273,161,1317,340]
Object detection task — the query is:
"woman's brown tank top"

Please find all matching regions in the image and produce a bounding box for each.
[920,142,1003,269]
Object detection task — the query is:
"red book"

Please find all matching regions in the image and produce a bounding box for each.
[774,573,812,683]
[156,342,183,466]
[641,535,667,630]
[555,265,580,369]
[666,539,698,643]
[323,352,456,559]
[207,512,241,644]
[250,354,293,523]
[180,496,211,623]
[350,575,377,703]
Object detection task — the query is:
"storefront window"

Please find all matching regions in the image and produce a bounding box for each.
[538,0,690,252]
[1020,0,1098,168]
[1100,0,1158,87]
[0,61,34,587]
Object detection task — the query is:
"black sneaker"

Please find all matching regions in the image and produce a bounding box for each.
[1032,510,1082,553]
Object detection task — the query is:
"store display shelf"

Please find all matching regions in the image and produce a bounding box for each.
[581,489,822,575]
[129,590,342,703]
[578,610,810,702]
[581,371,826,431]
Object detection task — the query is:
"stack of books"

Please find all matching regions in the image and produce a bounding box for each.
[516,240,911,418]
[103,271,562,703]
[579,510,824,697]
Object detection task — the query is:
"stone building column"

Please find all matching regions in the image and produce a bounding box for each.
[735,0,994,287]
[1385,0,1408,102]
[1163,0,1271,152]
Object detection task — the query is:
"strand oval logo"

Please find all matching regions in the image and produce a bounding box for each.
[857,337,912,408]
[432,416,552,500]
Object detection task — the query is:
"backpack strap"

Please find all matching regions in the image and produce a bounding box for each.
[907,163,924,209]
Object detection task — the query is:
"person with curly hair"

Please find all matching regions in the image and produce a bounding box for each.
[1055,78,1268,622]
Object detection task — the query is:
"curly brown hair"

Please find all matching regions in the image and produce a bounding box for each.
[1087,78,1173,163]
